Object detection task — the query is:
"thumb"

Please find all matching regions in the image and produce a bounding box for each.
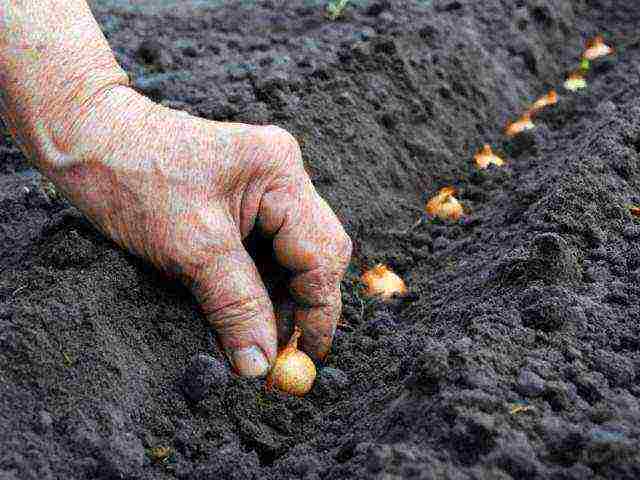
[190,238,278,378]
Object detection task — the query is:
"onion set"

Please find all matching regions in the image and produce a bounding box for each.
[582,35,613,61]
[426,186,464,221]
[564,71,587,92]
[360,263,407,300]
[529,90,558,115]
[504,112,535,137]
[266,326,316,396]
[474,144,504,170]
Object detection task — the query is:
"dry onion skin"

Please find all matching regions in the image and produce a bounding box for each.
[630,206,640,218]
[529,90,558,114]
[582,35,614,61]
[360,263,408,300]
[266,326,316,396]
[426,186,464,221]
[504,112,535,137]
[564,71,587,92]
[474,144,505,170]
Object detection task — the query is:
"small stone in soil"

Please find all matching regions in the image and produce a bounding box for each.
[181,353,230,402]
[517,368,545,397]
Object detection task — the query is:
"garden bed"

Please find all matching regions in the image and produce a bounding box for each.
[2,1,640,478]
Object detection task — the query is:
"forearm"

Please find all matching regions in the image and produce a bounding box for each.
[0,0,130,176]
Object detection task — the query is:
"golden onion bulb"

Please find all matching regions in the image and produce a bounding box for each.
[582,35,613,61]
[426,186,464,221]
[266,327,316,396]
[474,144,505,170]
[564,71,587,92]
[529,90,558,114]
[504,112,535,137]
[361,264,408,300]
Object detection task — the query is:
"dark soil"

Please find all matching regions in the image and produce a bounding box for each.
[2,1,640,478]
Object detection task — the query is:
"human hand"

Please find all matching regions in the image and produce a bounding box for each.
[48,85,352,377]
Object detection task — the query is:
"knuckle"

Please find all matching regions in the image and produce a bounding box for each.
[291,268,342,305]
[265,125,299,148]
[261,125,302,167]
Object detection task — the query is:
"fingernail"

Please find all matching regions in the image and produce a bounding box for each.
[228,346,270,377]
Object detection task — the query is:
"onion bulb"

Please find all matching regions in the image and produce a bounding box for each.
[425,186,464,221]
[529,90,558,115]
[564,71,587,92]
[361,263,407,300]
[504,112,535,137]
[630,206,640,218]
[582,35,613,61]
[266,326,316,396]
[473,144,505,170]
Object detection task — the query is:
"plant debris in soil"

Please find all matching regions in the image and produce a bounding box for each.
[2,1,640,479]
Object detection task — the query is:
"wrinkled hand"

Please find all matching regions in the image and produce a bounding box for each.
[49,85,352,377]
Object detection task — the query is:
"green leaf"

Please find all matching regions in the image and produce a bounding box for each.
[580,58,590,71]
[327,0,350,20]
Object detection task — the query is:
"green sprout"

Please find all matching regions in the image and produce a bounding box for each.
[326,0,350,20]
[62,351,75,367]
[580,57,590,72]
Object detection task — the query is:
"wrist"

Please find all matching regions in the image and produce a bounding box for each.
[48,83,170,200]
[0,0,133,175]
[35,68,133,175]
[40,84,164,243]
[1,62,132,177]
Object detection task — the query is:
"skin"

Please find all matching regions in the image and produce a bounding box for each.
[0,0,352,377]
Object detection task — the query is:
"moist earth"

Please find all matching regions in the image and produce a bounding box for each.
[2,1,640,479]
